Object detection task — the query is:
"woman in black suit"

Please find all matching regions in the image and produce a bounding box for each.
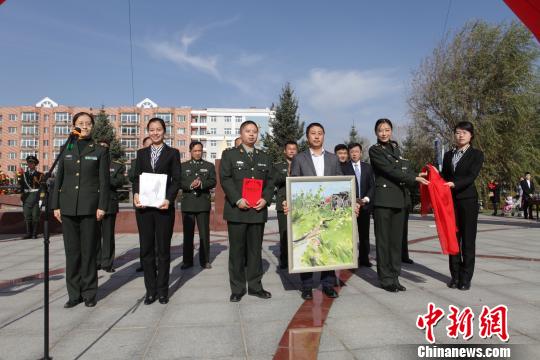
[441,121,484,291]
[133,118,181,304]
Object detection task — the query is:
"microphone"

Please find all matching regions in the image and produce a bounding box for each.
[66,127,82,151]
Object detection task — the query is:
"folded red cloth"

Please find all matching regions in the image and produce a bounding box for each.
[242,178,263,208]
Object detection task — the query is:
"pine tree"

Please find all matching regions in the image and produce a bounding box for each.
[92,108,125,160]
[262,83,305,162]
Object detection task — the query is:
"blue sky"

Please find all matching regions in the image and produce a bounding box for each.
[0,0,519,147]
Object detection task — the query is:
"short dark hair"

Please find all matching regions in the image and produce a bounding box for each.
[334,144,347,153]
[306,122,325,136]
[284,141,298,149]
[72,112,95,126]
[374,118,393,132]
[147,117,166,132]
[189,141,203,151]
[348,142,362,151]
[454,121,475,139]
[240,120,258,132]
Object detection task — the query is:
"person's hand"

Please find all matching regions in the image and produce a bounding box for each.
[96,209,105,221]
[419,171,429,177]
[191,178,201,189]
[133,193,145,208]
[354,203,360,217]
[282,200,288,215]
[255,198,267,211]
[416,177,430,185]
[54,209,62,223]
[159,199,170,210]
[237,198,250,210]
[444,182,455,188]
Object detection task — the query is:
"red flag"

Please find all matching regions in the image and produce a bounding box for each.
[504,0,540,42]
[420,164,459,255]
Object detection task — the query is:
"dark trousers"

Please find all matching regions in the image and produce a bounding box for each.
[136,208,175,297]
[277,211,288,267]
[227,222,264,294]
[23,203,40,235]
[449,198,478,284]
[182,211,210,265]
[374,206,405,287]
[401,209,411,260]
[523,198,534,219]
[96,213,117,268]
[61,214,98,301]
[357,208,371,265]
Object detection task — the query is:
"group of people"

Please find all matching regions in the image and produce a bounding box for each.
[43,111,484,308]
[488,174,536,219]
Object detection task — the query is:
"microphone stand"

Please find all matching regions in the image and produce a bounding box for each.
[38,129,79,360]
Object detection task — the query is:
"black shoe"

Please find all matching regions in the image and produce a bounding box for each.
[402,258,414,264]
[322,286,338,298]
[458,282,471,291]
[84,298,97,307]
[396,283,407,291]
[103,266,115,273]
[64,298,82,308]
[158,296,169,304]
[382,284,399,292]
[230,290,246,302]
[135,265,144,272]
[202,263,212,269]
[301,289,313,300]
[447,279,459,289]
[180,263,193,270]
[144,294,157,305]
[248,289,272,299]
[359,261,373,267]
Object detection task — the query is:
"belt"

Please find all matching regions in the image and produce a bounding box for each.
[24,189,39,193]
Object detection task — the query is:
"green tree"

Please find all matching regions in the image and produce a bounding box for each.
[262,83,305,162]
[92,108,125,160]
[406,20,540,199]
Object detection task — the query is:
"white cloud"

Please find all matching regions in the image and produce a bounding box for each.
[298,68,403,111]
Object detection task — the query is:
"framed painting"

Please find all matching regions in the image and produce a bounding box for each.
[286,176,358,273]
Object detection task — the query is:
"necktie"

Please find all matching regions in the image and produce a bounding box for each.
[354,163,361,196]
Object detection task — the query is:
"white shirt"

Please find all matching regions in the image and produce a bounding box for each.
[352,161,370,203]
[310,148,325,177]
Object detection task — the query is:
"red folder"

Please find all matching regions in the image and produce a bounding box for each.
[420,164,459,255]
[242,178,263,208]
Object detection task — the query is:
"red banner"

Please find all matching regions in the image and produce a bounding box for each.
[504,0,540,42]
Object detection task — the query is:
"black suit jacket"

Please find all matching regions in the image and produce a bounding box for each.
[341,161,375,211]
[441,147,484,200]
[520,179,535,198]
[132,145,181,205]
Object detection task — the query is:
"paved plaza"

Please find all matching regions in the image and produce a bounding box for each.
[1,211,539,359]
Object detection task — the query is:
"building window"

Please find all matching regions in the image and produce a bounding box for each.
[235,116,242,123]
[108,114,116,122]
[43,153,48,160]
[53,138,65,147]
[210,152,217,159]
[199,128,206,135]
[155,113,172,123]
[202,152,207,159]
[121,113,140,124]
[210,140,217,147]
[180,152,186,159]
[21,112,39,122]
[125,151,136,160]
[20,151,36,159]
[209,128,217,135]
[54,125,70,135]
[224,128,232,135]
[144,115,149,122]
[9,114,17,121]
[235,128,241,135]
[177,140,186,147]
[166,126,173,134]
[8,127,17,134]
[226,140,232,147]
[177,115,186,122]
[225,116,231,123]
[120,139,139,148]
[21,139,38,147]
[8,165,16,172]
[120,126,139,136]
[54,112,70,122]
[9,152,16,159]
[21,126,38,135]
[8,140,17,146]
[44,115,49,121]
[177,128,186,135]
[43,127,49,134]
[43,140,49,146]
[0,115,3,122]
[43,165,49,171]
[210,116,217,122]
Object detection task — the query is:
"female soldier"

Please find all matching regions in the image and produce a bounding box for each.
[133,118,181,305]
[441,121,484,290]
[52,112,110,308]
[369,118,428,292]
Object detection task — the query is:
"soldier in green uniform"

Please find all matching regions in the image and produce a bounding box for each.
[19,155,44,239]
[369,118,428,293]
[52,112,110,308]
[220,120,274,302]
[272,141,298,269]
[96,140,127,273]
[180,141,217,269]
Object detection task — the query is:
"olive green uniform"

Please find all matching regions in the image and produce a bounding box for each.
[19,170,44,238]
[51,139,110,302]
[96,159,127,269]
[369,141,417,288]
[180,159,216,266]
[272,160,290,268]
[220,145,274,294]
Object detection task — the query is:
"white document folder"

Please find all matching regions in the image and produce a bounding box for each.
[139,172,167,208]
